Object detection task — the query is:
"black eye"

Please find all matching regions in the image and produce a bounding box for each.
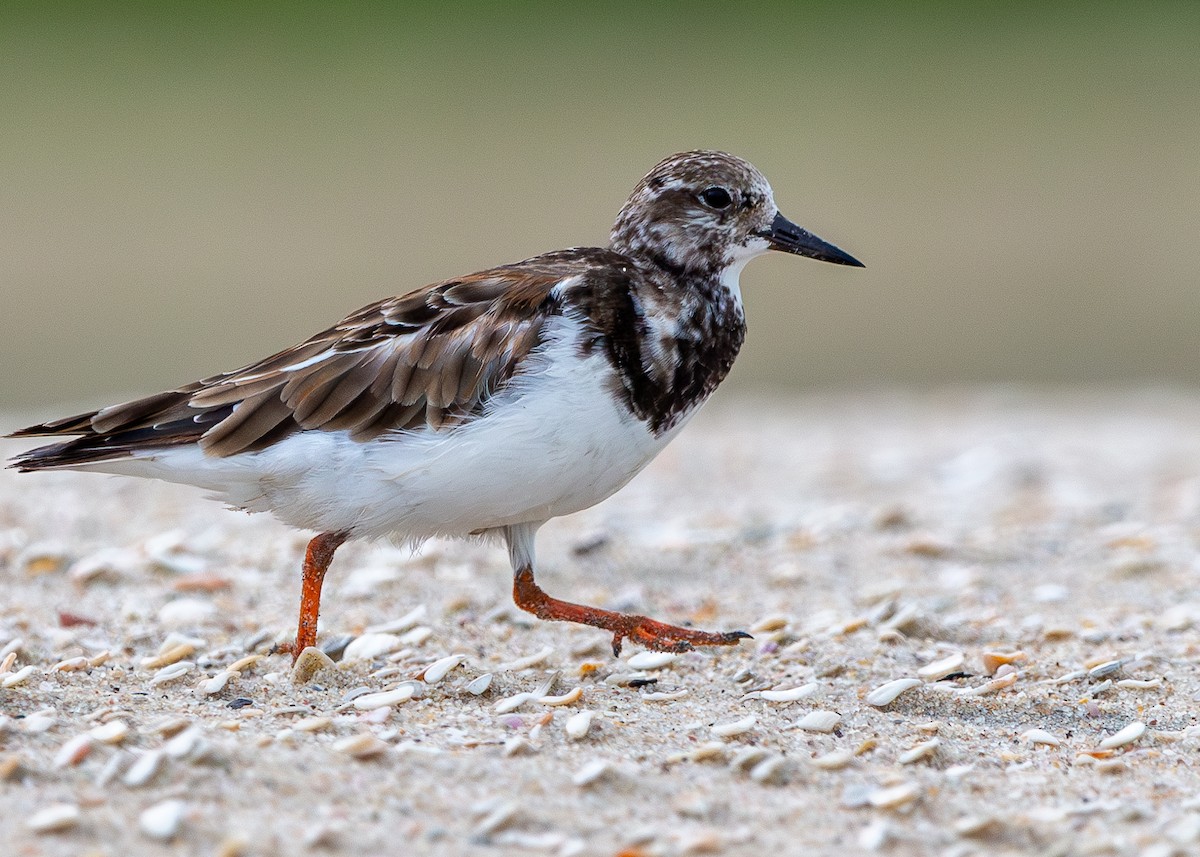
[699,187,733,210]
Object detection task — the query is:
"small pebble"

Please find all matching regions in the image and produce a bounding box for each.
[27,803,81,834]
[865,678,922,707]
[795,710,841,733]
[139,799,186,841]
[1099,721,1147,749]
[711,715,757,739]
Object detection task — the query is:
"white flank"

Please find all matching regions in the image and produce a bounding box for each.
[72,316,677,541]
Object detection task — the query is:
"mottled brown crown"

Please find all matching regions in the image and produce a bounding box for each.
[609,151,778,275]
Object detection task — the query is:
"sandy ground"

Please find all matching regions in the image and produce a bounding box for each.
[2,389,1200,857]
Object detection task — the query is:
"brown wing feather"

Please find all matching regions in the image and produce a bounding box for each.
[8,259,581,468]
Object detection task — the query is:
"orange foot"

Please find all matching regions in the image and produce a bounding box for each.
[513,566,751,657]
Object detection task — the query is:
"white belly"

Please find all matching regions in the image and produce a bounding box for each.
[87,318,689,540]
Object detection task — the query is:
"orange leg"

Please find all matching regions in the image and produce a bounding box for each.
[275,531,349,663]
[513,565,750,657]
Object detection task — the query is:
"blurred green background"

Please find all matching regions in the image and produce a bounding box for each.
[2,2,1197,411]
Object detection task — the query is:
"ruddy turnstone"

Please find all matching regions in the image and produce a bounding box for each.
[8,151,862,659]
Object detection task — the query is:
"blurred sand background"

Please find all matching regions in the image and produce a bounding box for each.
[2,2,1198,412]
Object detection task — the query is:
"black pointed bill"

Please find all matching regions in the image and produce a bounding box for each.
[758,212,864,267]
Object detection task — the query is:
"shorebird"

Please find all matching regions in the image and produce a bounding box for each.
[9,151,862,659]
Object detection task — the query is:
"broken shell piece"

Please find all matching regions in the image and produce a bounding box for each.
[333,733,389,758]
[565,710,595,741]
[958,671,1019,697]
[1021,728,1061,747]
[90,720,130,745]
[745,683,818,703]
[53,734,94,768]
[352,683,419,711]
[465,673,493,695]
[795,710,841,733]
[809,750,854,771]
[291,647,335,685]
[149,662,193,686]
[139,799,186,841]
[539,687,583,707]
[865,678,922,707]
[27,803,81,834]
[626,651,677,670]
[341,634,403,662]
[2,665,38,688]
[572,759,614,787]
[917,652,965,681]
[421,654,466,684]
[1099,721,1147,750]
[711,715,756,739]
[980,651,1026,675]
[898,738,940,765]
[868,781,921,809]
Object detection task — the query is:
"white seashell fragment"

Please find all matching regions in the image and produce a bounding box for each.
[53,733,94,768]
[747,683,818,703]
[421,654,465,684]
[2,665,38,687]
[539,686,583,706]
[503,737,537,757]
[21,710,58,733]
[341,634,403,661]
[163,727,206,759]
[292,716,332,733]
[139,799,186,841]
[123,750,165,787]
[51,656,89,672]
[1088,659,1124,679]
[957,671,1018,697]
[917,652,965,681]
[141,642,196,669]
[898,738,940,764]
[729,747,770,772]
[365,605,427,634]
[868,781,921,809]
[90,720,130,745]
[795,710,841,733]
[1099,721,1147,749]
[565,710,595,741]
[711,715,757,739]
[865,678,922,707]
[626,652,677,670]
[352,683,418,710]
[27,803,81,833]
[200,671,236,696]
[748,754,789,784]
[149,662,193,686]
[398,626,432,646]
[465,673,493,695]
[571,759,613,786]
[1021,728,1061,747]
[499,647,555,672]
[493,692,535,714]
[291,647,335,684]
[1116,677,1162,690]
[333,733,389,758]
[641,689,689,702]
[809,750,854,770]
[157,598,217,628]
